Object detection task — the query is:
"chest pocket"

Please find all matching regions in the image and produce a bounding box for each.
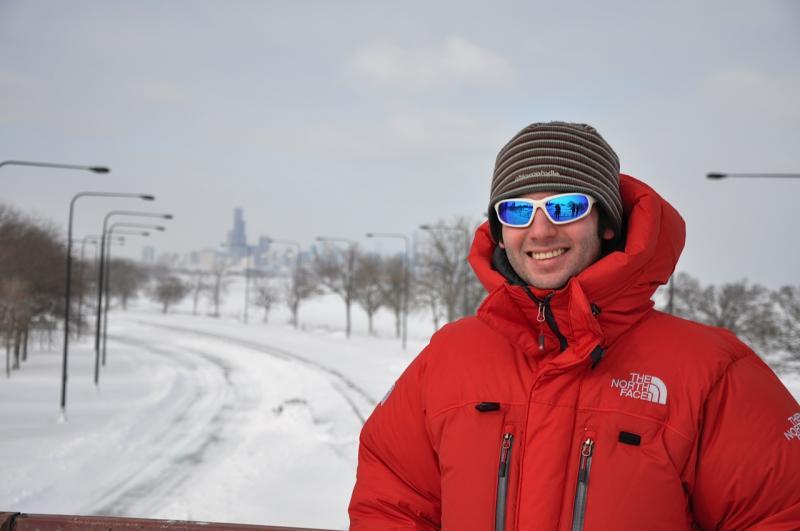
[430,401,527,531]
[571,411,695,531]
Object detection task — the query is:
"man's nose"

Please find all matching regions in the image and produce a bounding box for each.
[527,208,557,238]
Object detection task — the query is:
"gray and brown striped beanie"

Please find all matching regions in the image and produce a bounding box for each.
[488,121,623,243]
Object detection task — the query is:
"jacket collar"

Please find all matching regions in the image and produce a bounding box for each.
[468,174,686,367]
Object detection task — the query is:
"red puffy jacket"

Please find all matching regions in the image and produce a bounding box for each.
[349,175,800,530]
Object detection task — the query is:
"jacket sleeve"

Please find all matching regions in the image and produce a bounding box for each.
[691,351,800,530]
[348,351,441,530]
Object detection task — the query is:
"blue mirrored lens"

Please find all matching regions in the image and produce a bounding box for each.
[498,201,534,226]
[545,194,589,222]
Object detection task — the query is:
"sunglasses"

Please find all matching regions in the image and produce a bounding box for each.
[494,193,597,227]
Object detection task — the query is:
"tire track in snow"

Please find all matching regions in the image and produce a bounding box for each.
[134,320,377,423]
[90,323,373,517]
[88,338,239,516]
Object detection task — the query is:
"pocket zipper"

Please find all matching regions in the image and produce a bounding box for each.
[495,431,514,531]
[571,437,595,531]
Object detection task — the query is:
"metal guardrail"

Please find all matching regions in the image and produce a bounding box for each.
[0,512,337,531]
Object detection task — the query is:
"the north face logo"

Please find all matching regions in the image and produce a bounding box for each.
[785,412,800,441]
[611,372,667,405]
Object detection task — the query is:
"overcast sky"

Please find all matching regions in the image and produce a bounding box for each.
[2,0,799,287]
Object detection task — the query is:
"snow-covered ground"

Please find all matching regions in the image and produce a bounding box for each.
[0,282,426,530]
[1,280,798,529]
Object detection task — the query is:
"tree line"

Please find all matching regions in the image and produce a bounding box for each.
[660,273,799,364]
[2,206,798,378]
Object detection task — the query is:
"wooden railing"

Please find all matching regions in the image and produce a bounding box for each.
[0,512,337,531]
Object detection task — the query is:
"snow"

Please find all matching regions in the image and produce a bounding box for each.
[1,280,798,529]
[1,283,423,530]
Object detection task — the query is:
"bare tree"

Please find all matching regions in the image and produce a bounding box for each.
[376,254,406,338]
[776,286,800,359]
[464,261,486,315]
[314,243,359,338]
[189,270,209,316]
[285,262,320,328]
[206,261,230,317]
[107,258,149,310]
[0,204,65,374]
[669,273,779,352]
[153,275,189,314]
[415,218,473,327]
[1,278,29,375]
[252,274,279,324]
[667,272,704,320]
[354,253,384,335]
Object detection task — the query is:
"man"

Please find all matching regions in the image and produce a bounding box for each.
[349,122,800,530]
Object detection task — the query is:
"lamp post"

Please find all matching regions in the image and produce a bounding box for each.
[76,235,124,338]
[365,232,410,349]
[684,170,800,314]
[61,192,151,418]
[316,236,357,339]
[420,223,470,318]
[707,172,800,180]
[221,243,253,324]
[99,223,164,381]
[94,210,172,361]
[0,160,109,173]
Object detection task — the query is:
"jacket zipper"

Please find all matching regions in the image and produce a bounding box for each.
[571,437,595,531]
[495,431,514,531]
[536,302,546,350]
[521,287,568,352]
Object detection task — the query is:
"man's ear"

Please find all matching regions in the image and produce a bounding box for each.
[601,227,615,241]
[498,240,505,249]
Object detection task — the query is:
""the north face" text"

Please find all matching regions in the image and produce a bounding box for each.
[785,412,800,441]
[611,372,667,405]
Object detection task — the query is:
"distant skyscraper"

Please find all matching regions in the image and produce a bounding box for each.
[226,207,247,258]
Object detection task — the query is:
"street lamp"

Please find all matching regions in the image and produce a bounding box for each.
[75,235,124,339]
[98,223,164,382]
[707,172,800,180]
[419,223,471,318]
[675,171,800,314]
[316,236,355,246]
[94,210,172,361]
[61,192,152,418]
[366,232,410,350]
[0,160,110,174]
[221,242,253,324]
[316,236,357,339]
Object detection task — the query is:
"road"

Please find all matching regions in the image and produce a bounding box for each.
[80,317,370,527]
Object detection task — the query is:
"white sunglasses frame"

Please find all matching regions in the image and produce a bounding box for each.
[494,193,597,227]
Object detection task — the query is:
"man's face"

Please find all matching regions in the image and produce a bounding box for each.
[499,191,614,290]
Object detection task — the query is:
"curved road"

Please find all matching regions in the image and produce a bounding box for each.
[87,320,374,519]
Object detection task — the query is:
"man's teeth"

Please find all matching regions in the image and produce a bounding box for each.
[530,248,566,260]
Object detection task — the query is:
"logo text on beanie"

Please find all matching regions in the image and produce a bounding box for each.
[786,412,800,441]
[611,372,667,405]
[515,170,560,181]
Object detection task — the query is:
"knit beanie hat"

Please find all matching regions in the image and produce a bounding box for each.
[488,121,623,243]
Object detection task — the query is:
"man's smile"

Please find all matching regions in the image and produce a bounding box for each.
[526,248,568,260]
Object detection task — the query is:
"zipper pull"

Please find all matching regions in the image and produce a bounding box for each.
[498,433,513,478]
[537,302,546,350]
[578,438,594,483]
